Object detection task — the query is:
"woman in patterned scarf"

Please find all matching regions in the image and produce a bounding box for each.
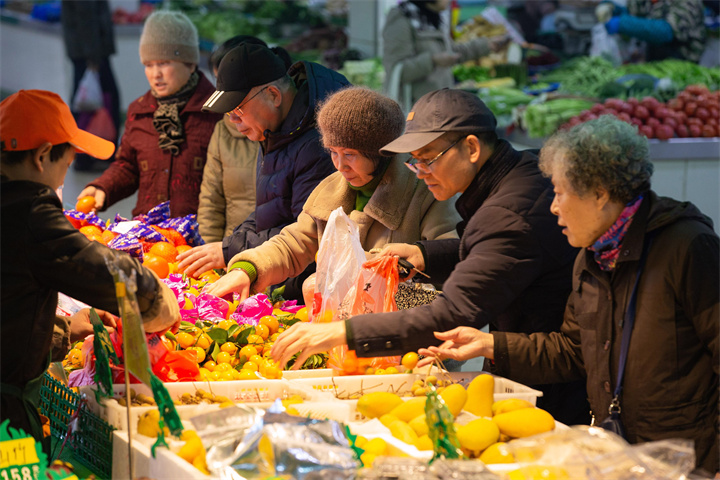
[78,10,222,217]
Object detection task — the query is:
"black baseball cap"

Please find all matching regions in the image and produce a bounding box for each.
[202,43,287,113]
[380,88,497,155]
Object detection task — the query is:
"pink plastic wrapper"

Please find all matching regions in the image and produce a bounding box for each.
[275,300,303,314]
[230,293,273,326]
[196,293,229,321]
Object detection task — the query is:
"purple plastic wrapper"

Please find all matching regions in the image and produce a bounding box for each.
[108,234,144,259]
[230,293,272,326]
[158,214,204,246]
[83,212,105,228]
[64,209,87,224]
[126,223,168,243]
[196,293,230,321]
[145,201,171,225]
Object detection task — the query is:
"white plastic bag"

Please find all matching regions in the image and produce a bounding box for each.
[312,207,366,322]
[72,68,103,112]
[590,23,622,66]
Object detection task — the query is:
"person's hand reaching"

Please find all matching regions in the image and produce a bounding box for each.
[432,51,461,67]
[416,326,494,368]
[77,186,106,211]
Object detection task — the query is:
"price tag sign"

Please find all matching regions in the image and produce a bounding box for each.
[0,420,46,480]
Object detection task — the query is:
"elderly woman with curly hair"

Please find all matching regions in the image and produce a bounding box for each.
[417,115,719,475]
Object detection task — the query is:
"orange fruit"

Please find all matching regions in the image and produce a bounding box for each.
[176,245,192,255]
[101,229,119,245]
[79,225,103,237]
[149,242,179,263]
[401,352,419,370]
[239,345,258,360]
[255,324,270,340]
[75,196,96,214]
[294,307,309,322]
[259,315,279,334]
[176,332,195,349]
[143,254,169,279]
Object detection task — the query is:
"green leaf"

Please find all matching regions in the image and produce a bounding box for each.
[228,323,240,337]
[210,342,220,362]
[270,286,286,303]
[234,326,252,344]
[207,327,228,344]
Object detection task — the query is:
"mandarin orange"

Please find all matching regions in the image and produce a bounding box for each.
[143,254,170,279]
[149,242,179,263]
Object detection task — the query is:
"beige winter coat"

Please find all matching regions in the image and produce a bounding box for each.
[197,116,258,242]
[228,157,461,294]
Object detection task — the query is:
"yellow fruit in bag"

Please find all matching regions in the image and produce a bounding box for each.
[492,408,555,438]
[492,398,535,416]
[479,442,515,464]
[464,374,494,417]
[389,397,426,422]
[388,420,418,445]
[439,383,467,417]
[408,413,429,437]
[136,409,169,438]
[357,391,403,419]
[456,418,499,452]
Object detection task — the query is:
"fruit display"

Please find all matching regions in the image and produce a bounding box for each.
[352,373,555,464]
[560,85,720,139]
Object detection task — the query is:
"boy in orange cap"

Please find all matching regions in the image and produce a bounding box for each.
[0,90,179,451]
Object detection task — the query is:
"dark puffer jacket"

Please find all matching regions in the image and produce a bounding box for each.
[87,71,221,217]
[492,192,719,473]
[221,61,349,262]
[347,141,588,424]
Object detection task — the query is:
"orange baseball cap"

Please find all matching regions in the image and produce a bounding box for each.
[0,90,115,159]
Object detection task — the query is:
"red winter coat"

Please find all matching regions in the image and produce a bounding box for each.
[88,71,221,217]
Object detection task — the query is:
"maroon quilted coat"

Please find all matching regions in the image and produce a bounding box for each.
[87,71,221,217]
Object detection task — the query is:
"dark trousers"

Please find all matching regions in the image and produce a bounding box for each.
[70,57,120,170]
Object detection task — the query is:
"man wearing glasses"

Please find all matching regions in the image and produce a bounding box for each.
[179,43,349,301]
[271,88,589,426]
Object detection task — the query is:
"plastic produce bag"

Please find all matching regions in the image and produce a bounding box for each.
[313,207,366,323]
[590,23,622,66]
[72,68,103,112]
[329,255,402,375]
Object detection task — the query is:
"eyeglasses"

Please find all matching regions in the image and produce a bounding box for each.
[405,136,465,174]
[226,86,269,117]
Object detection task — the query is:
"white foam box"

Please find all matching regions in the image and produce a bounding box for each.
[290,372,542,405]
[113,430,207,480]
[81,378,318,432]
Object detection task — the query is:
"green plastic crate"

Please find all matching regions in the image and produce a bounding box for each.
[39,373,114,479]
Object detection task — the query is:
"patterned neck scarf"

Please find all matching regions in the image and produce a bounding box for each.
[589,194,644,271]
[151,71,199,155]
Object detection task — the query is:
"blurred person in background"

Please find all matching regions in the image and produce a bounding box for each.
[177,43,350,302]
[417,115,719,475]
[198,35,292,243]
[383,0,509,111]
[596,0,707,62]
[61,0,120,171]
[78,10,222,217]
[204,86,461,300]
[1,90,179,454]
